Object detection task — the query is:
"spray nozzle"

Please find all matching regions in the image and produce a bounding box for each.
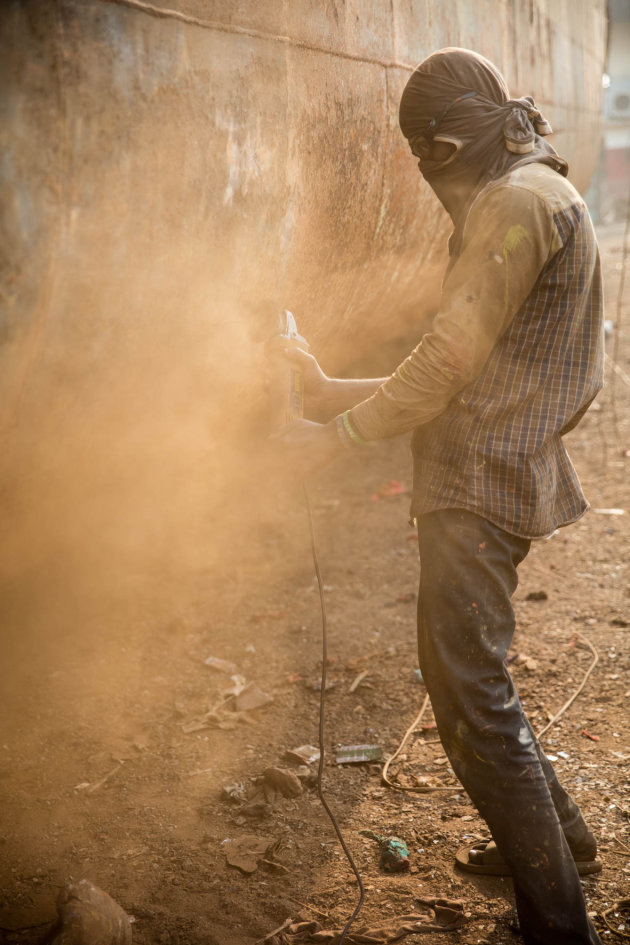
[275,309,309,349]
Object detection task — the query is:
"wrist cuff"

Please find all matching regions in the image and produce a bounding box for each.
[337,410,368,448]
[335,414,354,449]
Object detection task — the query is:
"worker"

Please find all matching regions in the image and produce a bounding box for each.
[277,47,604,945]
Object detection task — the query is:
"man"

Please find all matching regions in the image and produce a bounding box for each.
[279,48,604,945]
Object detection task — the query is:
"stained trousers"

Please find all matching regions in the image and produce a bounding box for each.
[416,508,601,945]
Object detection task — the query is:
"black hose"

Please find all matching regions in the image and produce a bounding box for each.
[304,484,365,943]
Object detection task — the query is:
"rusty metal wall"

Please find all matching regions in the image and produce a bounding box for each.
[0,0,607,585]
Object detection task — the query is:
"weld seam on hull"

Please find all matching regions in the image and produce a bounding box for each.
[100,0,416,71]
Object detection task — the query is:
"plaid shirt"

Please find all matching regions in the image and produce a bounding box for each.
[350,163,604,538]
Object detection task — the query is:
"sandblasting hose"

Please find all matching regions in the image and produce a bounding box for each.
[304,484,365,943]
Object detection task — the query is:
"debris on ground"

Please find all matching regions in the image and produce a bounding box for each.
[370,479,407,501]
[349,670,370,692]
[221,780,249,803]
[517,654,539,672]
[231,683,274,712]
[336,745,383,764]
[525,590,548,602]
[204,655,238,674]
[359,829,410,872]
[306,676,336,692]
[601,897,630,937]
[268,898,467,942]
[223,834,275,874]
[284,745,320,766]
[263,767,303,798]
[49,879,132,944]
[220,762,314,820]
[73,763,124,795]
[181,714,216,734]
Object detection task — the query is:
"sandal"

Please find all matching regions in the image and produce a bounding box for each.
[455,838,603,876]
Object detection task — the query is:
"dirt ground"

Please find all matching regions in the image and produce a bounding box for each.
[1,221,629,945]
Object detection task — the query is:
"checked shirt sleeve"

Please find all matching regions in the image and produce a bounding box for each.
[348,181,560,440]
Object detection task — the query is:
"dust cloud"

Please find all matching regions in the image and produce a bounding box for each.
[0,1,445,770]
[0,251,440,612]
[0,255,444,778]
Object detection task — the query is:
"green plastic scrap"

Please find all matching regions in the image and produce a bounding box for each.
[335,745,383,764]
[359,829,410,873]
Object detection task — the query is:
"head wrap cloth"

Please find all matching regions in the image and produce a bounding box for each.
[399,48,568,221]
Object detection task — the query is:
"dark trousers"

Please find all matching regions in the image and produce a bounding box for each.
[416,508,600,945]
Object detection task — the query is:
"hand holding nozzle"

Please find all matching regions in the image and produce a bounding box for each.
[281,345,332,414]
[266,310,310,433]
[266,309,337,430]
[267,309,344,480]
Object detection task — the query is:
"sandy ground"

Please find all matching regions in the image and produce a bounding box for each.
[1,221,629,945]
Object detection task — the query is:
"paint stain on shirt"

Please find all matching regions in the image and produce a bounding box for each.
[503,224,530,255]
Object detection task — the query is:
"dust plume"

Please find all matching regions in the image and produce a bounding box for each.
[0,0,446,754]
